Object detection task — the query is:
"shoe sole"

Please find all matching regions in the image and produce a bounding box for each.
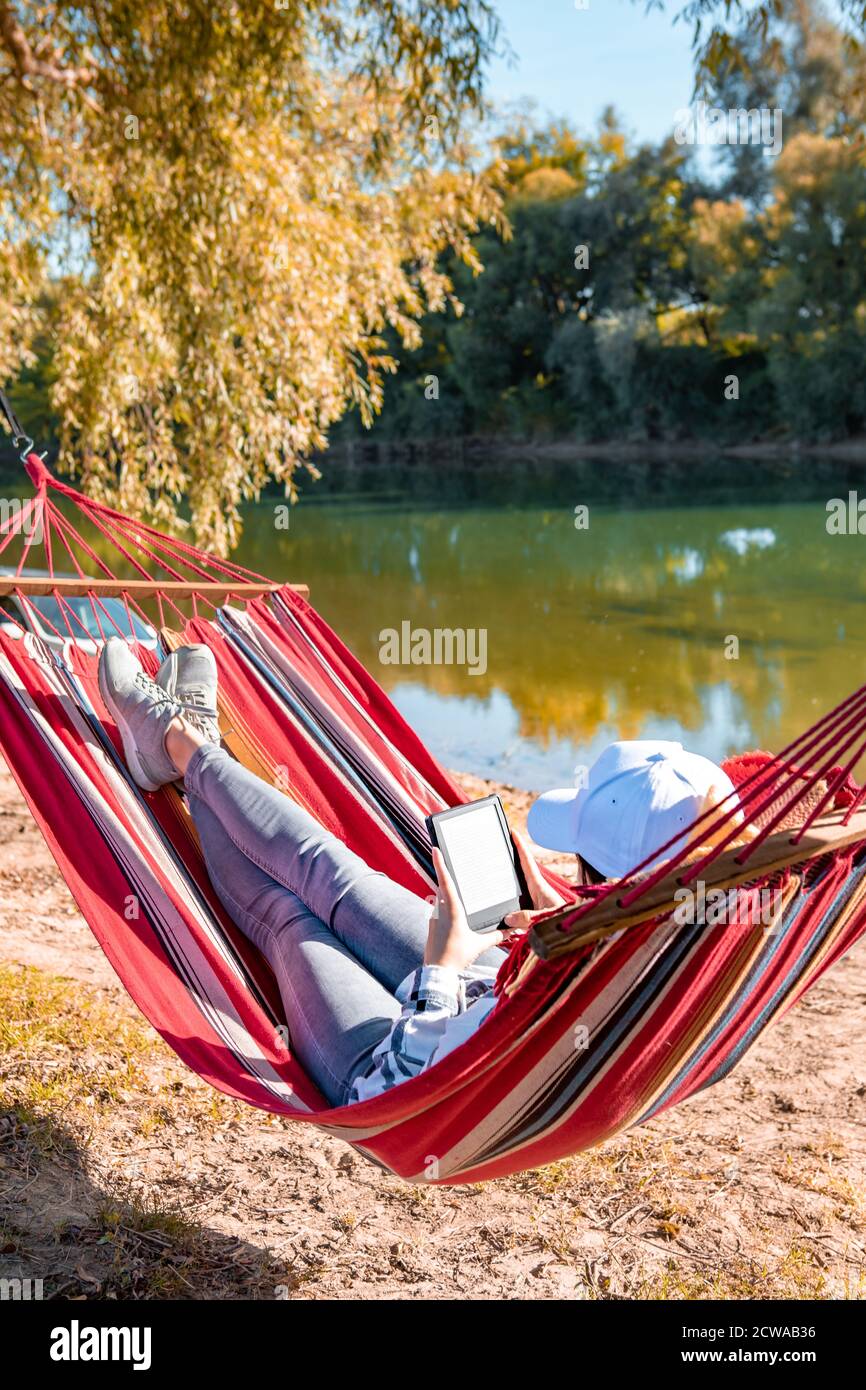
[97,657,162,793]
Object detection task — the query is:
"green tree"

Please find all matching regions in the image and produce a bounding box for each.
[643,0,866,88]
[0,1,503,550]
[446,119,700,437]
[701,0,866,202]
[741,133,866,434]
[345,116,712,442]
[333,7,866,451]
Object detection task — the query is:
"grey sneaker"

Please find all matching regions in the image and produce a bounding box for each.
[98,638,185,791]
[156,644,220,745]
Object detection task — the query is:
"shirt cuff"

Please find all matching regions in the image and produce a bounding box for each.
[396,963,463,1012]
[417,963,461,995]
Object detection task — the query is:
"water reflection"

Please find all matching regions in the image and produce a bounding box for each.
[3,460,864,789]
[233,494,866,786]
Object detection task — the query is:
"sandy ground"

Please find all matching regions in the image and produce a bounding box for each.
[1,759,865,1300]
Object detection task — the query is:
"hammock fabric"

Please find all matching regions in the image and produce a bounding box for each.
[2,446,866,1184]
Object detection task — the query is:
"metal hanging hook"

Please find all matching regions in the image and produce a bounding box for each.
[12,433,35,463]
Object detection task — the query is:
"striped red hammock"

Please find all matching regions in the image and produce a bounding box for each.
[2,438,866,1183]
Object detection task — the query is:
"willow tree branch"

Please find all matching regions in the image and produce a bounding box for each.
[0,2,96,87]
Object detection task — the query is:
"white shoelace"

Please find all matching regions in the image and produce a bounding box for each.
[133,670,181,714]
[174,689,220,741]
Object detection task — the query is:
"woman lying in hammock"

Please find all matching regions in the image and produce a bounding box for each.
[98,638,744,1108]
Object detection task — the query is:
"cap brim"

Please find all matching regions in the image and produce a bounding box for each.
[527,787,586,853]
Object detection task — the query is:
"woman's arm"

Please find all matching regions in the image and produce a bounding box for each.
[349,960,493,1102]
[349,839,567,1103]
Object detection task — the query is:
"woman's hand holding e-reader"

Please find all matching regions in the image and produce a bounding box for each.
[426,795,530,931]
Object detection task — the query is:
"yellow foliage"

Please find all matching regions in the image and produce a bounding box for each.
[512,167,580,203]
[0,2,504,552]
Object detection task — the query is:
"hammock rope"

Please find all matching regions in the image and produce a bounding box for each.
[1,433,865,1184]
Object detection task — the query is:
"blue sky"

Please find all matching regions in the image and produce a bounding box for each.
[486,0,699,145]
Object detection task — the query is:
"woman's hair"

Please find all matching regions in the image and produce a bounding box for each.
[574,854,606,886]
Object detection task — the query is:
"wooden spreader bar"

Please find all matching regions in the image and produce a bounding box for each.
[0,577,309,601]
[530,807,866,961]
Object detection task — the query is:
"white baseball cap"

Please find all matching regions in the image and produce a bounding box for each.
[526,740,741,880]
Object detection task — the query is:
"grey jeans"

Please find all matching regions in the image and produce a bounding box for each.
[185,744,503,1105]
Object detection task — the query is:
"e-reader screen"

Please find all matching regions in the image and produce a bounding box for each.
[427,795,526,931]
